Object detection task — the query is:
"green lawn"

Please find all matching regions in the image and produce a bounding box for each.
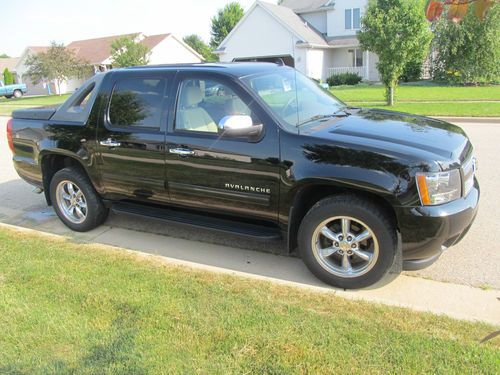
[332,84,500,117]
[0,227,498,373]
[332,84,500,103]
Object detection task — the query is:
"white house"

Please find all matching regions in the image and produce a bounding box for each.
[216,0,380,82]
[15,32,203,95]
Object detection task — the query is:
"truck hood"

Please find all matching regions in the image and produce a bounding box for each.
[301,108,472,163]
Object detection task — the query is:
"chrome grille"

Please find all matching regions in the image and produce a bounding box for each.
[462,156,476,197]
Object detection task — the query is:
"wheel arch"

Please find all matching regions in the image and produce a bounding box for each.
[286,182,399,254]
[40,152,92,205]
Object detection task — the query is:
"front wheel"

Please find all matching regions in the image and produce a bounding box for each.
[13,90,23,98]
[298,195,397,289]
[50,167,109,232]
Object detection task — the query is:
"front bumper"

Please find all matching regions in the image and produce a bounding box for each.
[396,178,480,271]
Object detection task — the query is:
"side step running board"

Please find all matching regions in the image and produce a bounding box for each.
[111,202,282,241]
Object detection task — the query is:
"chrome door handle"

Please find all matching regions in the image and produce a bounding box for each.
[100,138,121,147]
[169,148,195,156]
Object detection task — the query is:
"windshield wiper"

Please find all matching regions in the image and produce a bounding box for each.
[296,109,350,127]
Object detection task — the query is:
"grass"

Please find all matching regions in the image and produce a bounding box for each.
[331,84,500,117]
[0,227,498,374]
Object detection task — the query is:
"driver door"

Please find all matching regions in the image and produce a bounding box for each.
[165,72,281,221]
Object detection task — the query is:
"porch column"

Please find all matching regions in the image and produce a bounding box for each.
[364,51,370,80]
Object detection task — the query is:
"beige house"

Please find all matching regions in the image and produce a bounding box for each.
[15,32,203,95]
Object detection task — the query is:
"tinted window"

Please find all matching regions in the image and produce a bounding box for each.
[109,78,166,128]
[175,78,252,133]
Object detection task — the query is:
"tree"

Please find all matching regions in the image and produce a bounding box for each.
[210,2,244,49]
[432,3,499,84]
[3,68,14,85]
[358,0,433,105]
[183,34,218,62]
[25,42,90,95]
[0,53,10,58]
[110,37,151,68]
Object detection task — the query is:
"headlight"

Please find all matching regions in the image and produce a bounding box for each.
[416,170,461,206]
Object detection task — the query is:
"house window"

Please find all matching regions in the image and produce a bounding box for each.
[345,9,352,29]
[353,8,361,29]
[349,49,364,67]
[345,8,361,30]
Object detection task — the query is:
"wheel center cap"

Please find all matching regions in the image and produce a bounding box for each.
[339,241,351,251]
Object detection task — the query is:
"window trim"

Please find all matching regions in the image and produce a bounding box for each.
[104,75,169,133]
[345,8,361,30]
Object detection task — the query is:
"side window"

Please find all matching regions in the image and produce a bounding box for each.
[109,77,166,128]
[175,78,252,134]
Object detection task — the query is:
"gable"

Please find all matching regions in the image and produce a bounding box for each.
[148,35,203,64]
[219,4,298,59]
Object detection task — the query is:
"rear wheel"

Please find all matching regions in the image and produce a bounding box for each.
[50,167,108,232]
[13,90,22,98]
[298,195,397,289]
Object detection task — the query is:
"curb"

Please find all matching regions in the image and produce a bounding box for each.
[1,222,498,326]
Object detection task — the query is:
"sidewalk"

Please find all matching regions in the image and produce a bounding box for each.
[1,222,498,325]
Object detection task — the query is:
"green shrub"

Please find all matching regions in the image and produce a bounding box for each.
[400,60,423,82]
[327,72,362,86]
[3,68,14,85]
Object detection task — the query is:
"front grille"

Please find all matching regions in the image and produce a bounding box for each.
[462,156,476,197]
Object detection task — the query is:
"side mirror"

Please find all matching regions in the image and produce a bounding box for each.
[218,115,263,140]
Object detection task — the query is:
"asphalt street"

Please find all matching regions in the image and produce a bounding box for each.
[1,116,499,289]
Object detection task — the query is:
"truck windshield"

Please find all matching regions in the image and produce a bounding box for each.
[241,68,345,128]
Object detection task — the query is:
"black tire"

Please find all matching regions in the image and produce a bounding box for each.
[13,90,23,98]
[4,95,12,99]
[298,195,397,289]
[50,167,108,232]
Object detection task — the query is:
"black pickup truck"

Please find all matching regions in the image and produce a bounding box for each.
[7,63,479,288]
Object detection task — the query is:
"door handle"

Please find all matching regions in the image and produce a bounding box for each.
[169,148,195,156]
[100,138,121,147]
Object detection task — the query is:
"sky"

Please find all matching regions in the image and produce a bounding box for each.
[1,0,278,57]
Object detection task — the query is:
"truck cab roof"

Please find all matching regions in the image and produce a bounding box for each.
[122,62,288,78]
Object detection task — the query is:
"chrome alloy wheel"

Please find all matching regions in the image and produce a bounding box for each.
[311,216,379,278]
[56,180,88,224]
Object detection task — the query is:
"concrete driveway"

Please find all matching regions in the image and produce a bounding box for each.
[0,116,499,290]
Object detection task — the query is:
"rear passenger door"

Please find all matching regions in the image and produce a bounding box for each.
[165,72,281,222]
[96,71,173,204]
